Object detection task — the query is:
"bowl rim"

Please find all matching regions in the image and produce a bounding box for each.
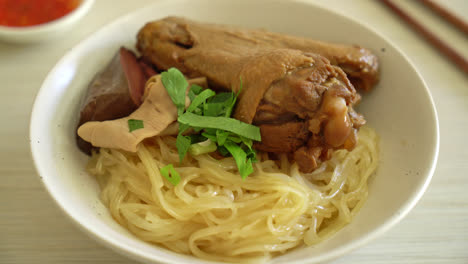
[0,0,94,35]
[29,0,440,263]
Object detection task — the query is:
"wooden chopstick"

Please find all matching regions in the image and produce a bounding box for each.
[380,0,468,75]
[417,0,468,36]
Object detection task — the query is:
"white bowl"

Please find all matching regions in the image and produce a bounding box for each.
[0,0,94,43]
[30,0,439,263]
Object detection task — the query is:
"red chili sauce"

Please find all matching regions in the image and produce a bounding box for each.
[0,0,81,27]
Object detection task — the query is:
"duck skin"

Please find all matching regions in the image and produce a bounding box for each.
[136,16,379,91]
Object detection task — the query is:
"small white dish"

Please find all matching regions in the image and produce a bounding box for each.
[0,0,94,43]
[30,0,439,263]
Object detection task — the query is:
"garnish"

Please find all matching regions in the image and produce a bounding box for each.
[160,67,261,182]
[159,164,181,186]
[128,119,144,132]
[188,84,203,101]
[161,68,188,116]
[186,89,216,113]
[176,134,191,162]
[203,92,236,117]
[178,112,261,141]
[224,141,254,179]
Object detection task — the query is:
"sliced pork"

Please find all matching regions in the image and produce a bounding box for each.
[77,76,207,152]
[77,47,155,154]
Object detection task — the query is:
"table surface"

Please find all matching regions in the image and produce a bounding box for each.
[1,0,467,263]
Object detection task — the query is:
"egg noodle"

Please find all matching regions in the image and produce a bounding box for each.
[87,126,379,263]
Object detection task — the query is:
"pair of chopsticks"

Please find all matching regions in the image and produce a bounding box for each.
[380,0,468,75]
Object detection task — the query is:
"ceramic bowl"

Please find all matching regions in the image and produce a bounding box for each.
[30,0,439,263]
[0,0,94,43]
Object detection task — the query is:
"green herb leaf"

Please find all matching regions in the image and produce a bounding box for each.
[227,135,242,143]
[203,128,217,135]
[225,95,237,117]
[176,134,191,162]
[218,145,230,157]
[225,77,242,117]
[189,134,207,144]
[187,89,216,113]
[160,164,181,186]
[201,132,218,142]
[128,119,144,132]
[161,68,188,116]
[245,148,257,162]
[188,84,204,101]
[204,92,236,117]
[239,136,253,150]
[178,112,261,141]
[192,107,203,115]
[179,123,190,134]
[216,130,230,146]
[189,139,217,156]
[224,140,254,179]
